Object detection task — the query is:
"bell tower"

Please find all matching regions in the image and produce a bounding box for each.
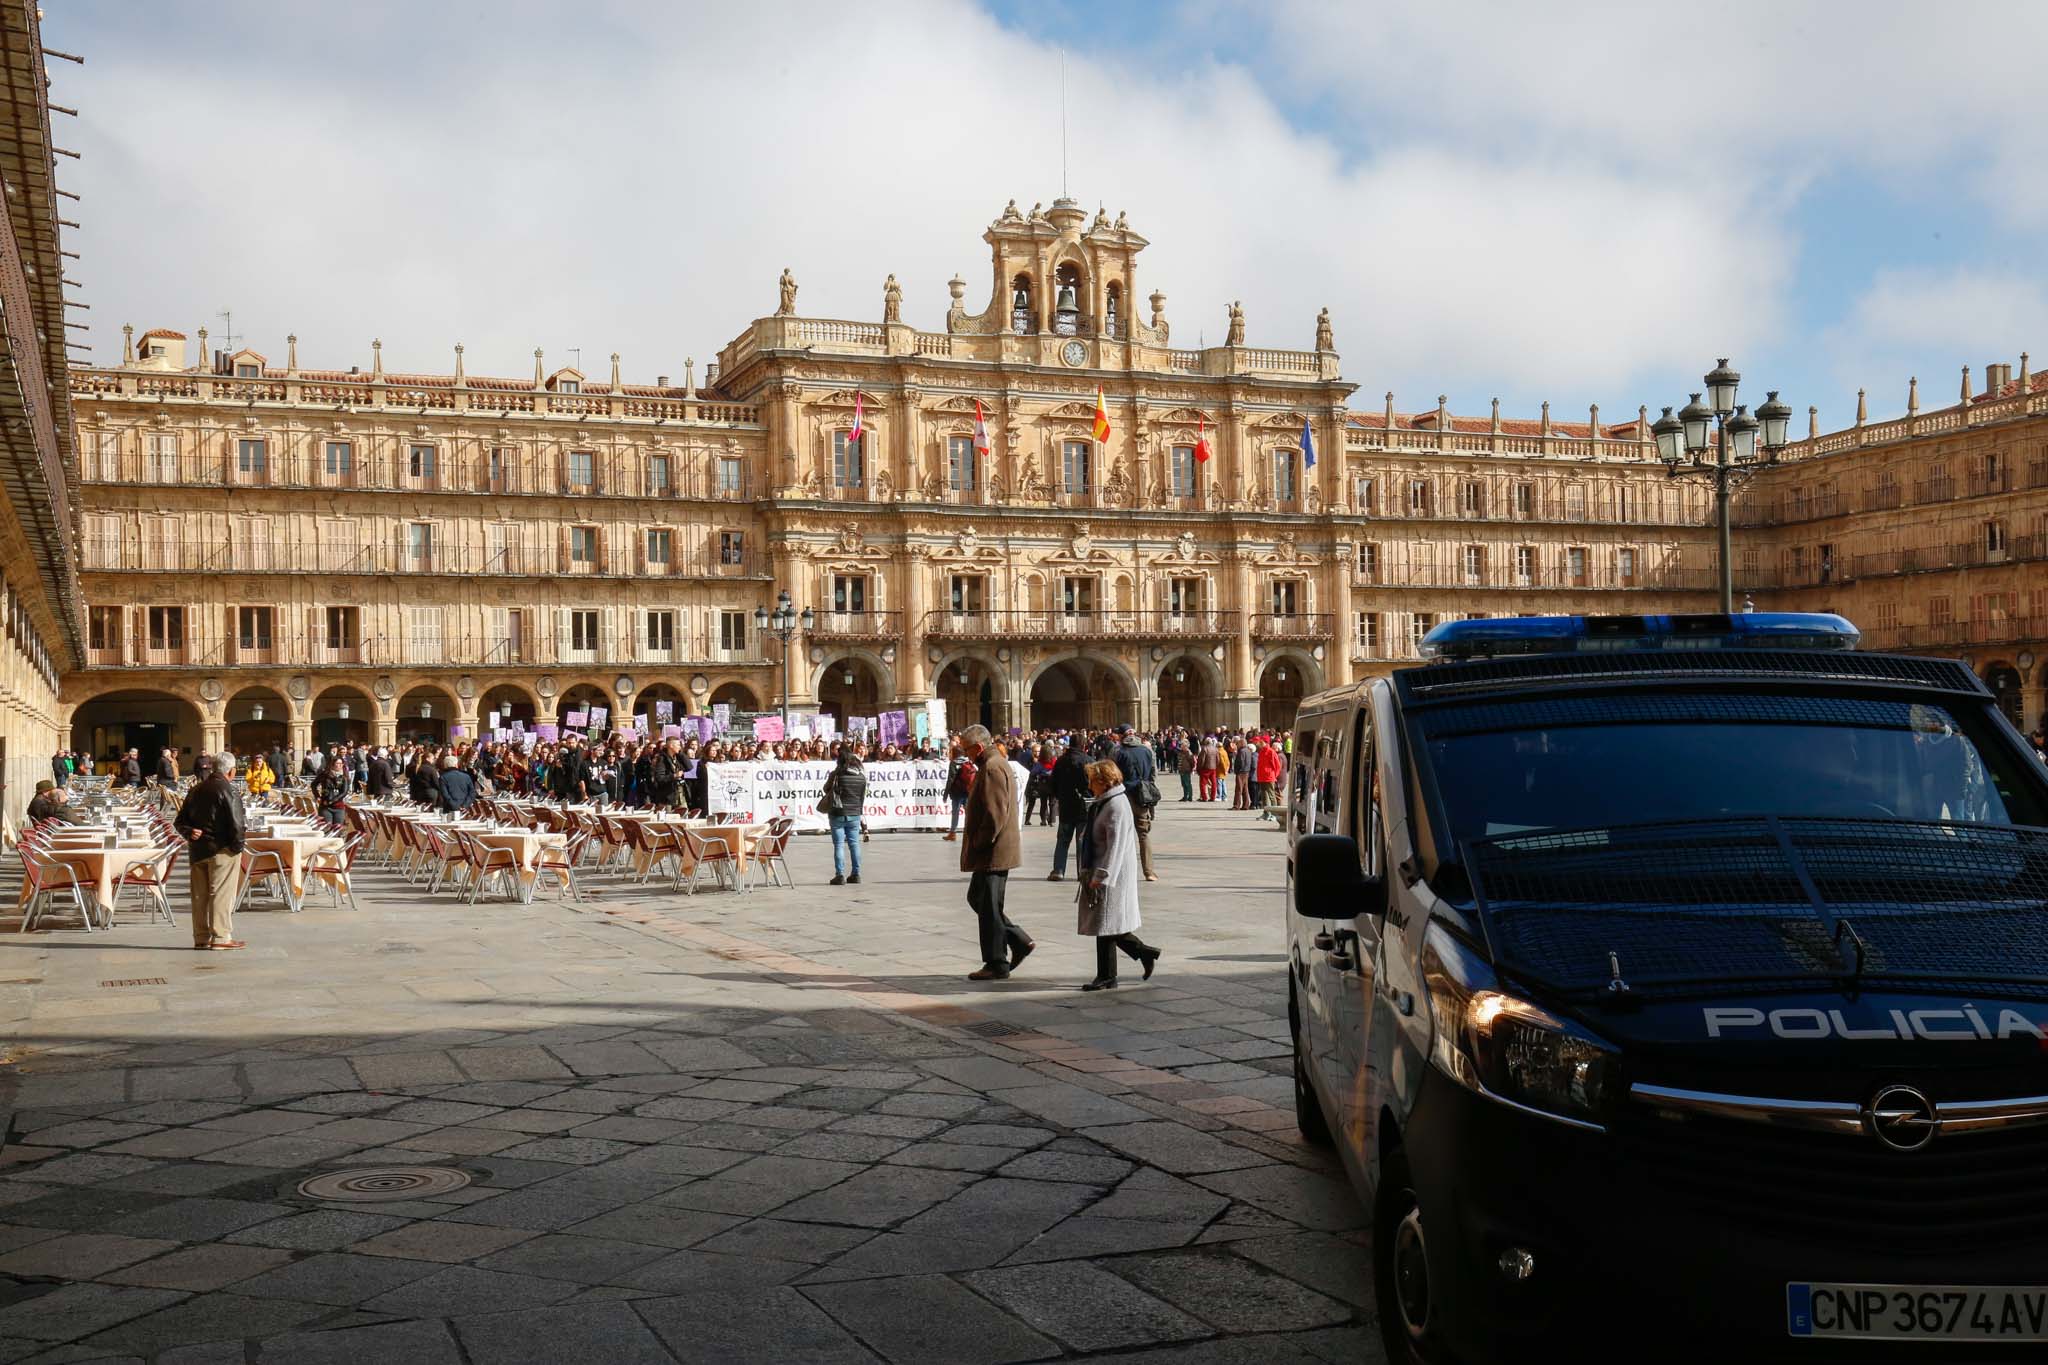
[948,196,1154,366]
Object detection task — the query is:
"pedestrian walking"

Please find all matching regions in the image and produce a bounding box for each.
[1076,758,1161,991]
[1111,725,1160,881]
[118,747,142,788]
[1176,741,1195,802]
[173,752,247,951]
[943,740,976,841]
[437,753,476,813]
[1047,733,1090,881]
[1198,735,1221,802]
[821,744,867,885]
[958,724,1033,980]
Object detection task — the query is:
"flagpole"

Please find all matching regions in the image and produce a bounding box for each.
[1060,49,1068,199]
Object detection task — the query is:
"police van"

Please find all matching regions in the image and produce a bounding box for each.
[1283,613,2048,1362]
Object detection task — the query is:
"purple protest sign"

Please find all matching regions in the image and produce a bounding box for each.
[879,710,907,748]
[534,723,559,742]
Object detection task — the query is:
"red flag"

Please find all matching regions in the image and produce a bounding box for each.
[973,399,991,456]
[1194,415,1212,463]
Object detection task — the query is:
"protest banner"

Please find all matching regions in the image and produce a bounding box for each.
[707,760,950,831]
[753,714,785,743]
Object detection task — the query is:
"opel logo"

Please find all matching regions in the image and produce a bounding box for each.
[1866,1085,1939,1151]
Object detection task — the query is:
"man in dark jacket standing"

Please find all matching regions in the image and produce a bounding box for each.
[118,748,142,788]
[645,739,681,808]
[552,738,588,802]
[1047,734,1091,882]
[960,725,1031,980]
[437,754,476,812]
[155,747,180,786]
[173,753,247,950]
[1112,725,1159,881]
[267,745,289,789]
[365,748,393,799]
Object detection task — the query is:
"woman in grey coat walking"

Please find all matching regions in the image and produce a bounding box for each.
[1076,759,1162,991]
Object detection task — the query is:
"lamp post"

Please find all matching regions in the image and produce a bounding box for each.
[1652,358,1792,612]
[754,589,812,730]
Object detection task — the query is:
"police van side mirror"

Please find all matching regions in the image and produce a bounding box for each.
[1294,833,1383,918]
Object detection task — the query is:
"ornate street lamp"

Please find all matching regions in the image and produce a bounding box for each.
[1660,359,1793,611]
[753,589,812,729]
[251,702,264,722]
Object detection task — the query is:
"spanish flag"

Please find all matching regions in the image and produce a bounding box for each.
[1092,385,1111,443]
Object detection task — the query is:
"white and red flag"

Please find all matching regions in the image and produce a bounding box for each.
[973,399,991,455]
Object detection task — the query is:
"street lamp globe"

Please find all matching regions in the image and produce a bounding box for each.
[1756,390,1793,456]
[1705,358,1741,415]
[753,604,769,633]
[1678,393,1714,455]
[1725,405,1760,463]
[799,606,814,632]
[1651,406,1684,466]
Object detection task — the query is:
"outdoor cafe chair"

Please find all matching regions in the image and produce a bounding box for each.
[633,821,686,887]
[533,827,591,903]
[236,846,296,913]
[418,825,460,895]
[451,829,521,905]
[112,843,181,927]
[680,828,741,895]
[19,847,95,933]
[746,821,795,889]
[304,831,367,911]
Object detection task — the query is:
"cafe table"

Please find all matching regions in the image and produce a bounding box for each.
[243,826,346,911]
[22,837,164,921]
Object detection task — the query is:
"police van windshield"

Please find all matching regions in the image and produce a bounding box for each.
[1422,693,2048,846]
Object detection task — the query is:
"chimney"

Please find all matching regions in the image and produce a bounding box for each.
[705,360,720,389]
[656,375,669,388]
[1985,362,2012,397]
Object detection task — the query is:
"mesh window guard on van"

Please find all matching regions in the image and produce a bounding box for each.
[1463,817,2048,1001]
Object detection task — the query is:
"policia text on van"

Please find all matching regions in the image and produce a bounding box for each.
[1283,613,2048,1362]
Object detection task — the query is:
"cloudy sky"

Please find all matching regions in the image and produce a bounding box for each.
[50,0,2047,425]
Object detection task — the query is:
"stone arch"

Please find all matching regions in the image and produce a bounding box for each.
[225,685,290,757]
[396,683,458,745]
[311,683,375,747]
[1026,651,1138,730]
[1156,651,1225,733]
[479,682,540,729]
[557,682,613,731]
[1257,650,1322,732]
[708,680,760,713]
[934,650,1008,734]
[1982,660,2025,729]
[68,686,206,776]
[815,653,890,724]
[633,682,692,731]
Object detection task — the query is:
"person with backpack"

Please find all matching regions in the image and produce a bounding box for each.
[1112,724,1160,882]
[820,744,868,885]
[943,739,977,842]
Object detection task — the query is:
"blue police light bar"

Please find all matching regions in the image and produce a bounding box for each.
[1419,612,1861,661]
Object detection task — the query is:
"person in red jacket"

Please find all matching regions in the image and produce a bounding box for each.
[1253,737,1284,818]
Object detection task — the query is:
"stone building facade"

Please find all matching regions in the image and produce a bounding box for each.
[1737,364,2048,731]
[59,194,2046,764]
[0,2,87,832]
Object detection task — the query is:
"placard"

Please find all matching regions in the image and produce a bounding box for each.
[565,710,589,728]
[708,760,950,830]
[753,715,784,742]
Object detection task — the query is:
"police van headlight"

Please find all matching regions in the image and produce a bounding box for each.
[1422,923,1617,1130]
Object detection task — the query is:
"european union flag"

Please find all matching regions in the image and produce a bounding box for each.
[1299,415,1316,469]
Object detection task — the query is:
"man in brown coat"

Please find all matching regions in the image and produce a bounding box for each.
[959,724,1033,980]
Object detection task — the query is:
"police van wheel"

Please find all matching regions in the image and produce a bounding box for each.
[1375,1150,1444,1363]
[1289,987,1332,1146]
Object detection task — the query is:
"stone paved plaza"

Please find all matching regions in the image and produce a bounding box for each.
[0,804,1381,1363]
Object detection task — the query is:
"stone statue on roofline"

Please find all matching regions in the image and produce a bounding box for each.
[1315,307,1334,352]
[1226,301,1245,347]
[882,274,902,325]
[777,268,798,316]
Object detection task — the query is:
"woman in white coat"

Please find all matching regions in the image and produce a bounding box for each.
[1076,759,1163,991]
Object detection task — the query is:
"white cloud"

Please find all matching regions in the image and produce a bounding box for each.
[1820,267,2048,413]
[1256,0,2048,227]
[55,1,1794,409]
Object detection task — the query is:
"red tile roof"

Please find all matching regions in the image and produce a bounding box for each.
[138,328,186,340]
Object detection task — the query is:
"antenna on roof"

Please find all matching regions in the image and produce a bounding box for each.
[1060,48,1068,199]
[216,308,237,356]
[568,347,581,372]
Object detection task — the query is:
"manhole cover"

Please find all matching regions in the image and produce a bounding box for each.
[297,1166,471,1202]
